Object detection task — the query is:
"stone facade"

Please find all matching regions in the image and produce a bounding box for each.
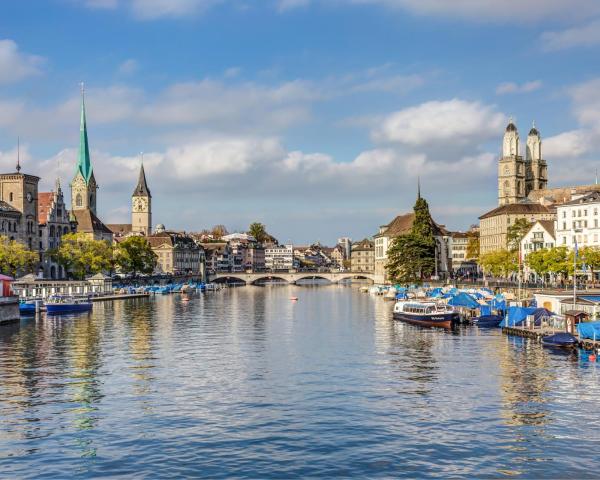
[350,239,374,273]
[148,229,204,275]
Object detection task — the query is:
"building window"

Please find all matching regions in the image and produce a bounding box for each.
[76,194,82,207]
[9,193,13,202]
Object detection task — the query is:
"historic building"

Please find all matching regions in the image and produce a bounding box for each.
[265,244,294,271]
[498,120,547,206]
[148,225,204,275]
[373,207,451,284]
[131,164,152,235]
[38,179,72,279]
[70,88,112,242]
[350,239,374,273]
[555,192,600,249]
[0,160,40,251]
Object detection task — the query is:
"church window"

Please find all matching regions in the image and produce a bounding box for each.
[76,194,82,207]
[9,193,13,202]
[596,220,598,228]
[50,226,55,237]
[563,222,566,230]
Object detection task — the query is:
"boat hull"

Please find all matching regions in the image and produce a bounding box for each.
[393,312,456,328]
[541,333,577,348]
[46,303,93,314]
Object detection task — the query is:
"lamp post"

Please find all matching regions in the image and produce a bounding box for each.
[573,229,582,310]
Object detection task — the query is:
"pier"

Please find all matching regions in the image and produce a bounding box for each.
[502,325,600,352]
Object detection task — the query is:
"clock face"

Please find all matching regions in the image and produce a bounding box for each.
[133,197,147,211]
[26,192,33,203]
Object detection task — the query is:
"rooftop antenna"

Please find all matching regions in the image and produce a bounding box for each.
[16,137,21,173]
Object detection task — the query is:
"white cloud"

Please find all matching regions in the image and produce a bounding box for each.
[0,39,44,85]
[544,130,594,159]
[373,99,505,146]
[496,80,542,95]
[541,19,600,51]
[347,0,600,22]
[277,0,311,12]
[569,78,600,131]
[117,59,139,75]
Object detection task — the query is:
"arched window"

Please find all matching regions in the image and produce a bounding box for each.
[9,192,13,202]
[76,194,82,207]
[50,225,55,237]
[517,180,522,195]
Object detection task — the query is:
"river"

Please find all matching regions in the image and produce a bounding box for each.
[1,285,599,478]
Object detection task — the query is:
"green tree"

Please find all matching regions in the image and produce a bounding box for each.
[54,233,113,280]
[507,218,531,252]
[386,195,436,284]
[0,236,38,277]
[248,222,268,243]
[114,236,157,276]
[466,230,480,260]
[480,249,518,277]
[525,248,551,280]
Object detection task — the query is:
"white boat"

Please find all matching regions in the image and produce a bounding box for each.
[393,300,458,328]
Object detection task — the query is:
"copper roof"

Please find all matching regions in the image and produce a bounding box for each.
[479,203,552,220]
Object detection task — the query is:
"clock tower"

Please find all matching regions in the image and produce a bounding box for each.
[131,163,152,235]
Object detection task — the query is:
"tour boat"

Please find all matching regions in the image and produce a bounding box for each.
[541,332,578,349]
[393,300,459,328]
[45,295,93,314]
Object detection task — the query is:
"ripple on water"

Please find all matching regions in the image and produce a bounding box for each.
[1,287,600,479]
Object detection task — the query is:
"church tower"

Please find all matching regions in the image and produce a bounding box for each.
[70,86,98,215]
[526,122,547,192]
[131,163,152,235]
[498,119,526,205]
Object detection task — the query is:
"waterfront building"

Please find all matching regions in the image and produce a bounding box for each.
[148,225,204,275]
[328,245,345,269]
[69,88,112,242]
[448,231,477,276]
[38,179,72,279]
[373,212,451,284]
[0,160,41,251]
[555,191,600,248]
[200,242,231,273]
[479,203,555,255]
[265,244,294,271]
[131,164,152,235]
[350,239,374,273]
[520,220,555,257]
[498,120,547,206]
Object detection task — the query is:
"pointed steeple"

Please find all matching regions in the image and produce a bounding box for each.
[16,136,21,173]
[76,83,93,184]
[417,176,421,200]
[133,162,151,198]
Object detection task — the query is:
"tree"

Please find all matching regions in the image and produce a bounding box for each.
[248,222,268,243]
[54,233,113,280]
[0,236,38,277]
[525,248,551,280]
[480,249,518,278]
[114,236,157,276]
[466,230,480,260]
[507,218,531,252]
[386,195,436,284]
[211,225,228,240]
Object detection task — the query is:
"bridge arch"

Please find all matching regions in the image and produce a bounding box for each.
[213,276,248,285]
[249,276,290,285]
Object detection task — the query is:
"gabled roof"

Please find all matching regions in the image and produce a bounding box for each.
[38,192,56,225]
[562,191,600,206]
[376,212,448,238]
[107,223,132,235]
[351,238,374,251]
[479,202,552,220]
[0,200,21,216]
[72,209,113,235]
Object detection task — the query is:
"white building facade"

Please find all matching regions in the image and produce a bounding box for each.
[555,192,600,248]
[265,244,294,271]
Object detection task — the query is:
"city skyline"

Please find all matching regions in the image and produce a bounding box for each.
[1,1,600,243]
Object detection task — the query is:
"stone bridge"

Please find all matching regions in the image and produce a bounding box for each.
[208,271,376,285]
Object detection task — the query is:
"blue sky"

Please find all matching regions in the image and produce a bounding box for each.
[1,0,600,244]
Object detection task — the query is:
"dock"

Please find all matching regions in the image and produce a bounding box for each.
[502,325,600,352]
[91,293,151,302]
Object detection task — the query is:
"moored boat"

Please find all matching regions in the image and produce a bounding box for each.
[45,295,93,314]
[541,332,577,348]
[472,314,503,328]
[393,300,458,328]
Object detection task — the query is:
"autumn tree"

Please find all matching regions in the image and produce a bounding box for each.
[507,218,532,252]
[466,230,480,260]
[480,249,518,278]
[53,233,113,280]
[0,236,38,277]
[114,236,157,276]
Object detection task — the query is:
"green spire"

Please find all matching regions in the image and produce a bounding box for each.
[76,83,93,184]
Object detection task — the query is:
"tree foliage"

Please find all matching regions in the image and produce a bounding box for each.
[54,233,113,280]
[211,225,228,240]
[114,236,157,276]
[507,218,531,252]
[466,230,480,260]
[526,247,570,279]
[386,195,436,284]
[0,236,38,277]
[248,222,268,243]
[480,249,518,277]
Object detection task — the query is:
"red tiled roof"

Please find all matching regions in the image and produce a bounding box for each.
[37,192,55,225]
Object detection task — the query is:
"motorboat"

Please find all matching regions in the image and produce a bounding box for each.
[472,314,503,328]
[19,300,38,316]
[541,332,578,348]
[45,295,93,314]
[393,300,459,328]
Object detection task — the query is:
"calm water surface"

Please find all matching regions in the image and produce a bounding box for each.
[1,286,599,478]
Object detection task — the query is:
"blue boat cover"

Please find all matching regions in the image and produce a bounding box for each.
[542,332,577,346]
[502,307,553,327]
[577,321,600,340]
[448,292,480,309]
[479,304,492,316]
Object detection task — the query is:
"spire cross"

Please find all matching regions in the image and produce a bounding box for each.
[16,136,21,173]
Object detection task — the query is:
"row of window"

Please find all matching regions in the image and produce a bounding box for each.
[561,234,600,245]
[562,208,599,218]
[559,219,600,230]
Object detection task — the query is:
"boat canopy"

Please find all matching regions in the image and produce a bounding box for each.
[577,321,600,340]
[447,292,480,309]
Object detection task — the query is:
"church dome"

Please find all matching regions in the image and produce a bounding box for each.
[529,127,539,136]
[505,121,517,133]
[155,224,165,233]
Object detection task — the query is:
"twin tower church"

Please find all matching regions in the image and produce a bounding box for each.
[70,89,152,240]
